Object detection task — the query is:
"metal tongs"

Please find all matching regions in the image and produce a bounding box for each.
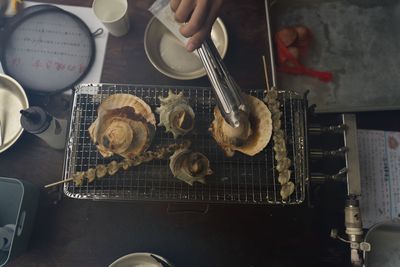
[197,38,249,128]
[149,0,249,128]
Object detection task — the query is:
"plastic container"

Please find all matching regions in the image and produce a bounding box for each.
[0,177,39,267]
[20,106,68,150]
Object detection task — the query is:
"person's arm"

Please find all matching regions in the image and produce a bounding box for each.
[170,0,223,52]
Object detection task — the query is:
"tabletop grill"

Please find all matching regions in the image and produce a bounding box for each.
[62,84,309,204]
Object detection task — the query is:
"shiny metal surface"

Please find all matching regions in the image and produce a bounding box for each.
[364,220,400,267]
[264,0,277,88]
[144,17,228,80]
[197,38,249,127]
[343,114,361,196]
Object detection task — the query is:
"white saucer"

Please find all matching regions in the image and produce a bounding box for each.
[0,74,29,154]
[109,252,173,267]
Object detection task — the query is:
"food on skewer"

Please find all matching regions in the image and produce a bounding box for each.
[88,94,156,159]
[280,181,295,200]
[72,172,85,187]
[86,168,96,183]
[209,94,272,157]
[169,149,212,186]
[156,90,195,139]
[264,88,294,201]
[96,164,107,178]
[50,142,191,188]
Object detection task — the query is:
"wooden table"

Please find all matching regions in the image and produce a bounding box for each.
[1,0,399,266]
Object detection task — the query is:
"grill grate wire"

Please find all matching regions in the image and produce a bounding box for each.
[63,84,308,204]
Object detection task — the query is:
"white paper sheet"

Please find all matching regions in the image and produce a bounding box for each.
[0,1,108,91]
[358,130,400,228]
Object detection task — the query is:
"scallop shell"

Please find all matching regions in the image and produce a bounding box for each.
[156,90,195,139]
[169,149,213,186]
[88,94,156,159]
[209,94,272,157]
[98,94,156,125]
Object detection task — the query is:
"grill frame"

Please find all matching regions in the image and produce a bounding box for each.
[62,83,309,204]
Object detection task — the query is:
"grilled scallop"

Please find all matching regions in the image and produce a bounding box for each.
[88,94,156,159]
[209,94,272,157]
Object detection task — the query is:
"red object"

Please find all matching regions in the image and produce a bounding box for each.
[275,27,333,83]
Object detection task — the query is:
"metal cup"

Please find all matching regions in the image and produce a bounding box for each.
[92,0,130,37]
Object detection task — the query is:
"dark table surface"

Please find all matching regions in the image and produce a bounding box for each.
[1,0,400,266]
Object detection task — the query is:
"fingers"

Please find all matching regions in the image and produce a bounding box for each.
[170,0,224,52]
[179,0,208,37]
[170,0,181,12]
[185,1,222,52]
[174,0,196,23]
[185,29,208,52]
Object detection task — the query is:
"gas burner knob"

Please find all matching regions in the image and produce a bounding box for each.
[310,147,348,160]
[309,123,347,135]
[310,168,348,183]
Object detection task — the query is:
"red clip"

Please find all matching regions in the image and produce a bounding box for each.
[275,26,333,83]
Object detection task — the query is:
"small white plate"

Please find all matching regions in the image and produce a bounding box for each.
[0,74,29,154]
[144,17,228,80]
[109,252,173,267]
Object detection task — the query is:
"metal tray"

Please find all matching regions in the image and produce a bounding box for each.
[63,84,309,204]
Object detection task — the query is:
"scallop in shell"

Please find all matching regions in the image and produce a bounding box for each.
[169,149,213,185]
[156,90,195,139]
[209,94,272,157]
[88,94,156,159]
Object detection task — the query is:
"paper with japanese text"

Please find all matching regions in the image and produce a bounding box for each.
[358,130,400,228]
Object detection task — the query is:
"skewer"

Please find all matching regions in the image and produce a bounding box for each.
[44,178,74,188]
[44,141,191,189]
[263,76,294,200]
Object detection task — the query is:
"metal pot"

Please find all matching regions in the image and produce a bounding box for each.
[364,220,400,267]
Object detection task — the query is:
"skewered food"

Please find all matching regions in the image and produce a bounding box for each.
[264,88,294,201]
[280,181,295,200]
[88,94,156,159]
[209,94,272,157]
[69,142,191,187]
[96,164,107,178]
[169,148,212,185]
[71,172,85,186]
[156,90,195,139]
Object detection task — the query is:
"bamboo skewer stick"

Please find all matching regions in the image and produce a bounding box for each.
[262,65,294,201]
[44,178,74,188]
[44,141,191,189]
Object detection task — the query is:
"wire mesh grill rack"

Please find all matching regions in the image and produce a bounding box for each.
[63,84,309,204]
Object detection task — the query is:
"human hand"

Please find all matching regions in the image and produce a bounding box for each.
[170,0,223,52]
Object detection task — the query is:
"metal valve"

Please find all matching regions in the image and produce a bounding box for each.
[311,167,348,184]
[308,123,347,135]
[310,146,348,160]
[331,197,370,267]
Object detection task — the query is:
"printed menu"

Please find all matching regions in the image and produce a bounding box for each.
[358,130,400,228]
